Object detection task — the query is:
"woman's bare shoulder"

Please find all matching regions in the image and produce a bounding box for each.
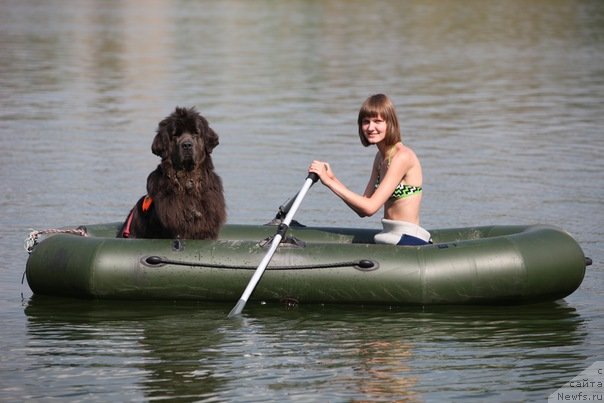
[392,143,418,163]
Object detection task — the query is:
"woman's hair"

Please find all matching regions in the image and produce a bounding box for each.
[357,94,401,147]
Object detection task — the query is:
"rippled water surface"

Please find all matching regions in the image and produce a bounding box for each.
[1,0,603,401]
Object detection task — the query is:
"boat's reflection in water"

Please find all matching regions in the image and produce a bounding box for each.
[24,296,586,401]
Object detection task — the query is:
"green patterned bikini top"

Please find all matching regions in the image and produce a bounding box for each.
[375,173,422,200]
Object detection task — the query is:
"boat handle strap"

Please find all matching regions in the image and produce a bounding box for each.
[144,255,379,272]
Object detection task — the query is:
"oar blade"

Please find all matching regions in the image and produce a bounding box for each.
[227,298,247,318]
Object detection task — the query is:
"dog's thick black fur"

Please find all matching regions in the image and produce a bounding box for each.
[118,107,226,239]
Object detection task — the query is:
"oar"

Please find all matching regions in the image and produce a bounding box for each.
[228,172,319,318]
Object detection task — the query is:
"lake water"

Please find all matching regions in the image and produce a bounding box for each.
[1,0,603,401]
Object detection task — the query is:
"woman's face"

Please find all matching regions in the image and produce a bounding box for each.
[361,114,387,144]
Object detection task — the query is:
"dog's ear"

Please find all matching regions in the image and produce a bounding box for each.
[205,127,219,153]
[152,124,171,157]
[195,113,219,153]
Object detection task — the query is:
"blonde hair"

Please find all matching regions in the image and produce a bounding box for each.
[357,94,401,147]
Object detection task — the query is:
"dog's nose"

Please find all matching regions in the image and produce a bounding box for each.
[181,141,193,151]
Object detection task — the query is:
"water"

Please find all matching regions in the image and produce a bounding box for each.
[1,0,603,401]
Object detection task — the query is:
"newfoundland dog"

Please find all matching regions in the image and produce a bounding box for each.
[118,107,226,239]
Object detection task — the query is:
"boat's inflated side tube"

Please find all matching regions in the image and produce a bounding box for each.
[26,234,102,298]
[25,224,587,305]
[415,225,586,304]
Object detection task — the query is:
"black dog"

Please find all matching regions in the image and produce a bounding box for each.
[118,107,226,239]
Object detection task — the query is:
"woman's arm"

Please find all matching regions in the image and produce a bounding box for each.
[309,154,410,217]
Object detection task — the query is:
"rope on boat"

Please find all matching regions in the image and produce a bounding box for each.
[24,227,88,253]
[145,255,379,272]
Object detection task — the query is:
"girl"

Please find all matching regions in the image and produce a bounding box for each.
[308,94,430,245]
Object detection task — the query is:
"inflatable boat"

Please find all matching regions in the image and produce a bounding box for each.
[25,221,589,306]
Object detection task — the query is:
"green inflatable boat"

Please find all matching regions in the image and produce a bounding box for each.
[25,221,589,305]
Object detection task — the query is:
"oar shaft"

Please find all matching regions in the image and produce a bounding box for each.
[228,173,318,318]
[237,233,282,302]
[282,176,314,225]
[238,176,313,302]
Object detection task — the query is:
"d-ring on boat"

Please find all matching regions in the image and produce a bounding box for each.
[25,215,590,306]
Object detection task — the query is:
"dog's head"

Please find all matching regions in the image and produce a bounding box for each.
[152,107,219,170]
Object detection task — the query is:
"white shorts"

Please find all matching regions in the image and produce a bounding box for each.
[374,219,432,246]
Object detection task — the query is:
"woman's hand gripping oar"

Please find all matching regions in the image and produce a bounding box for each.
[228,173,319,318]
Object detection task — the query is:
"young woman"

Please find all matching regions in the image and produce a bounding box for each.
[308,94,431,246]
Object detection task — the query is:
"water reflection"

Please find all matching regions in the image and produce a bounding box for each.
[24,297,229,400]
[24,297,586,400]
[353,339,419,402]
[135,310,228,401]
